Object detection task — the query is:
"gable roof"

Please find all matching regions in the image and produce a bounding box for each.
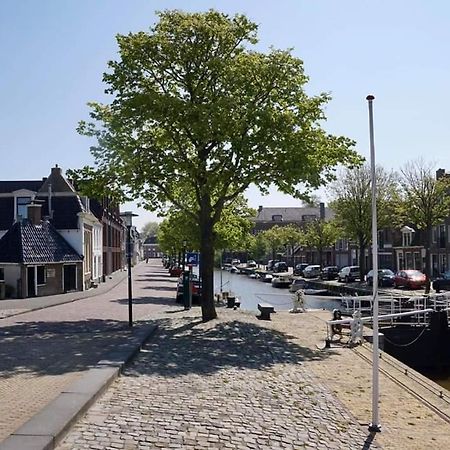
[0,220,82,264]
[0,180,43,194]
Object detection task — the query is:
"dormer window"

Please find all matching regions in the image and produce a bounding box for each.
[272,215,283,222]
[12,189,36,222]
[401,226,415,247]
[17,197,32,219]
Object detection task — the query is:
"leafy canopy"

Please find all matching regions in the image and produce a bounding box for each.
[329,164,400,247]
[70,9,361,223]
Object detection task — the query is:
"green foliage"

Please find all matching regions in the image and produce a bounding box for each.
[248,233,268,262]
[399,159,450,230]
[157,195,255,254]
[260,226,287,258]
[302,219,340,265]
[329,164,400,247]
[140,221,160,239]
[71,10,361,321]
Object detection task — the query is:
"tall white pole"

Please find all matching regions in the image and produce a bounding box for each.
[367,95,381,432]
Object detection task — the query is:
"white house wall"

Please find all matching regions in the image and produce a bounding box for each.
[59,229,83,256]
[92,223,103,282]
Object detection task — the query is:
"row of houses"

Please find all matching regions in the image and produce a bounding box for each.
[0,165,142,299]
[253,173,450,277]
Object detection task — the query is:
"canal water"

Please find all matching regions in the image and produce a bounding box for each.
[214,269,340,313]
[214,269,450,392]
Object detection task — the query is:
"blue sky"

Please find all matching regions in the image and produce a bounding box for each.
[1,1,450,229]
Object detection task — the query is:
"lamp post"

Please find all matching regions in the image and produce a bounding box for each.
[120,211,138,327]
[366,95,381,432]
[182,240,187,271]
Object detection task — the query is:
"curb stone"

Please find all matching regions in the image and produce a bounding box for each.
[0,323,158,450]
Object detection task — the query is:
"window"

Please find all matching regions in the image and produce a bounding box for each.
[402,232,412,247]
[0,268,4,281]
[16,196,32,219]
[272,215,283,222]
[36,266,46,285]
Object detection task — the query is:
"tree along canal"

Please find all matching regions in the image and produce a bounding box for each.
[213,269,450,392]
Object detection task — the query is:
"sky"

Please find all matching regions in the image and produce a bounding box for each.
[1,0,450,230]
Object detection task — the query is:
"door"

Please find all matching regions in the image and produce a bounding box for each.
[27,266,35,297]
[63,265,77,292]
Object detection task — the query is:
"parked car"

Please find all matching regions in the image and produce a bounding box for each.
[176,274,201,303]
[338,266,360,283]
[273,261,288,273]
[246,260,257,268]
[267,260,280,271]
[169,265,183,277]
[293,263,310,276]
[319,266,339,280]
[433,271,450,292]
[303,265,321,278]
[393,270,426,289]
[366,269,395,287]
[231,259,241,266]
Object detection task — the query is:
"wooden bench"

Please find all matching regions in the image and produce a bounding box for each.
[258,303,275,320]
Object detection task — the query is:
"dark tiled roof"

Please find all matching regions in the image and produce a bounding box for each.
[0,180,43,194]
[0,198,14,230]
[36,196,83,229]
[0,220,82,264]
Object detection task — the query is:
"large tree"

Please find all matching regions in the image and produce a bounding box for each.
[302,219,340,267]
[70,10,360,321]
[399,159,450,284]
[329,164,399,279]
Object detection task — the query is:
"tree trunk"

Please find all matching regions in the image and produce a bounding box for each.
[199,206,217,322]
[359,240,366,281]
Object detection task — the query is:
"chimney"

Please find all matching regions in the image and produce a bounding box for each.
[48,182,53,219]
[258,205,263,213]
[51,164,62,176]
[319,202,325,220]
[27,203,42,225]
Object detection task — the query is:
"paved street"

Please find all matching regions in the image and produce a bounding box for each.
[0,261,180,442]
[56,263,380,450]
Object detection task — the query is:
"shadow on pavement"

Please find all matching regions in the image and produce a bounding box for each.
[0,318,155,378]
[114,295,176,307]
[125,317,333,378]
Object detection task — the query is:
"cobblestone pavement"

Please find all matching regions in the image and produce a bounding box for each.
[0,261,180,441]
[57,309,380,450]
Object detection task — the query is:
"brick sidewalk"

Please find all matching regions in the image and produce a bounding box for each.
[56,313,381,449]
[0,261,181,442]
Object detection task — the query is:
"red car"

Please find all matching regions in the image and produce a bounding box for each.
[393,270,426,289]
[169,266,183,277]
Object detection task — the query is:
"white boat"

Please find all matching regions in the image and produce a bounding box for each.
[271,274,292,288]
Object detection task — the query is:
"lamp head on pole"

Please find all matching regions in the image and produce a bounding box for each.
[120,211,138,228]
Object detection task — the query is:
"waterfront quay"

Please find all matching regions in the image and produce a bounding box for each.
[1,261,449,449]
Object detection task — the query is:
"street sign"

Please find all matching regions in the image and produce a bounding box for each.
[186,252,199,266]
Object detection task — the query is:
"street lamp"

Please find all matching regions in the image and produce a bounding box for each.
[120,211,138,327]
[367,94,381,432]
